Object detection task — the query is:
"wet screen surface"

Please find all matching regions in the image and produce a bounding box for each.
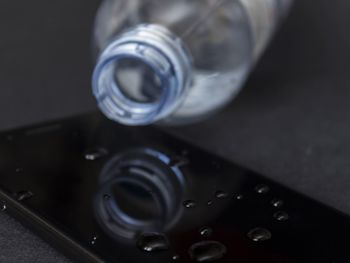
[0,112,349,263]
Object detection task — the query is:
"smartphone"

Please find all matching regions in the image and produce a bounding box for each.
[0,112,348,263]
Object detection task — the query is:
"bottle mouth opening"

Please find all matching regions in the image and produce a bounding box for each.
[114,57,164,104]
[94,148,185,241]
[92,24,192,126]
[93,53,171,125]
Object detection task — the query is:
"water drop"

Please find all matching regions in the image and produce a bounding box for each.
[271,199,284,208]
[207,200,213,206]
[199,227,213,237]
[235,194,244,200]
[255,184,270,194]
[137,233,170,252]
[15,168,23,173]
[91,236,98,245]
[1,201,6,211]
[172,254,180,261]
[85,148,108,161]
[273,211,289,222]
[183,200,196,209]
[247,228,272,242]
[215,190,228,199]
[16,191,34,201]
[189,241,227,262]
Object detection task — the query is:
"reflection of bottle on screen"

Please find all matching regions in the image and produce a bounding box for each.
[92,0,293,126]
[93,147,243,243]
[94,149,186,242]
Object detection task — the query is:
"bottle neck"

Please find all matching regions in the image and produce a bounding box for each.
[92,24,193,126]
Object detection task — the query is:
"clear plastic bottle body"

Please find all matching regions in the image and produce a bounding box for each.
[92,0,292,125]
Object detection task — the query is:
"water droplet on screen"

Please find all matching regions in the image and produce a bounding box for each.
[199,227,213,237]
[235,194,244,200]
[91,236,98,245]
[15,168,23,173]
[271,199,284,208]
[215,190,228,199]
[1,202,6,211]
[16,191,34,201]
[183,200,196,209]
[255,184,270,194]
[273,211,289,222]
[189,241,227,262]
[84,148,108,161]
[207,200,213,206]
[247,228,272,242]
[137,233,170,252]
[172,254,180,260]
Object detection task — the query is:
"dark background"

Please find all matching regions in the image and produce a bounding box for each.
[1,0,350,262]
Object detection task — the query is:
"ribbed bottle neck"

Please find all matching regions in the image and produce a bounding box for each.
[92,24,193,126]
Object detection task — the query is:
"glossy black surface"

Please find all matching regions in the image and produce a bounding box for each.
[0,112,349,262]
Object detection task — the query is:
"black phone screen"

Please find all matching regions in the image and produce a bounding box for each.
[0,112,348,263]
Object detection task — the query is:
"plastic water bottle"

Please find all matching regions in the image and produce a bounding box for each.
[92,0,292,125]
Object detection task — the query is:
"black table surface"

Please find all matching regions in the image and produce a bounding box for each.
[1,0,350,262]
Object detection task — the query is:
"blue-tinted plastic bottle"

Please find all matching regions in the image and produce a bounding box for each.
[92,0,292,125]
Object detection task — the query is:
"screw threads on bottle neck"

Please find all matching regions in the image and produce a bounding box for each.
[92,24,193,126]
